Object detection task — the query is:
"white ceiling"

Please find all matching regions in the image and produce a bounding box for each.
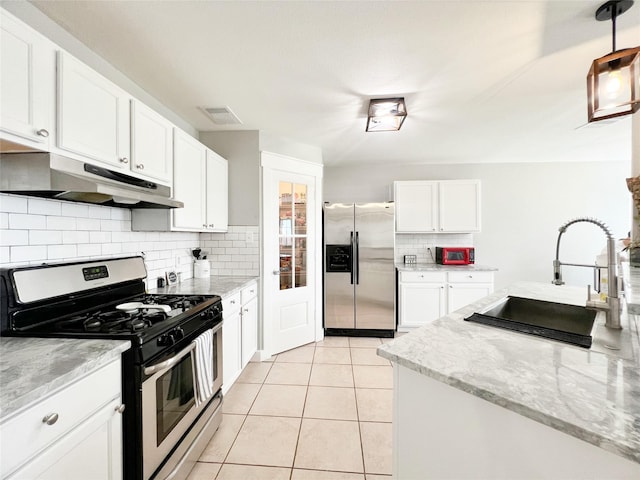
[29,0,640,167]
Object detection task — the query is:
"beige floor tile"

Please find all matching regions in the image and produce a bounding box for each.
[352,365,393,389]
[250,384,307,417]
[265,362,312,385]
[309,364,354,387]
[349,337,382,348]
[365,475,392,480]
[226,415,301,467]
[294,418,364,473]
[186,462,221,480]
[360,422,392,475]
[222,383,261,414]
[236,362,272,383]
[216,464,291,480]
[304,386,357,420]
[314,346,352,364]
[292,469,365,479]
[350,348,390,366]
[315,336,350,347]
[198,414,245,462]
[355,388,392,423]
[275,345,316,363]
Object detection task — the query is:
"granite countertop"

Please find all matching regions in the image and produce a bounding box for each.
[378,281,640,465]
[0,338,130,421]
[396,263,498,272]
[151,275,258,298]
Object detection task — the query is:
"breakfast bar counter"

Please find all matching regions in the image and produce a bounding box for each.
[378,281,640,478]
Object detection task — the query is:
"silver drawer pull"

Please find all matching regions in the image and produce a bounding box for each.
[230,300,236,304]
[36,128,49,138]
[115,404,126,414]
[119,157,129,164]
[42,413,59,425]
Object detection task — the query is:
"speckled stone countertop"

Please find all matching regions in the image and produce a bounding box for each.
[0,338,130,421]
[151,275,258,298]
[378,281,640,464]
[396,263,498,272]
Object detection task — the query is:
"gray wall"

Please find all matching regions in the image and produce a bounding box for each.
[199,131,260,226]
[324,161,632,289]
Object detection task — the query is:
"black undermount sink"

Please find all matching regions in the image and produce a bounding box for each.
[465,296,597,348]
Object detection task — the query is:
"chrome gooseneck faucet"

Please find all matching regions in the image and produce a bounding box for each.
[552,217,621,329]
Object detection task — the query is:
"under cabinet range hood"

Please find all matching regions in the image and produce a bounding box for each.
[0,152,183,209]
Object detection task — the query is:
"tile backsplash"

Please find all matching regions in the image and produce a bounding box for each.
[0,194,259,286]
[395,232,474,264]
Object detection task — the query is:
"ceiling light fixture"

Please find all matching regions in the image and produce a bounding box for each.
[366,98,407,132]
[587,0,640,123]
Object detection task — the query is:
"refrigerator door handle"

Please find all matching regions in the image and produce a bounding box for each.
[350,231,355,285]
[355,231,360,285]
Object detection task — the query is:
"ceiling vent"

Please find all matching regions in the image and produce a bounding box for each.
[201,106,242,125]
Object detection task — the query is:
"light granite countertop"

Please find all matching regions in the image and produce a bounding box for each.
[396,263,498,272]
[151,275,258,298]
[0,338,130,421]
[378,281,640,465]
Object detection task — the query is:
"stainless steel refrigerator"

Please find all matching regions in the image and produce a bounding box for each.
[323,202,395,336]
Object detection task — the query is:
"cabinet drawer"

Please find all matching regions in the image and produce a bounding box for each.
[447,271,494,283]
[223,292,241,315]
[399,271,447,283]
[241,282,258,303]
[0,360,121,477]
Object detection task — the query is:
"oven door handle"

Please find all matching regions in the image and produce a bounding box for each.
[143,322,223,376]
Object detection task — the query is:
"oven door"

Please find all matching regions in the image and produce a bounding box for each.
[141,323,223,479]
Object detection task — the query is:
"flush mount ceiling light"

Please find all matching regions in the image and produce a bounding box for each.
[366,98,407,132]
[587,0,640,123]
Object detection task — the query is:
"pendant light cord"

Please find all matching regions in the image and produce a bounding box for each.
[611,3,617,52]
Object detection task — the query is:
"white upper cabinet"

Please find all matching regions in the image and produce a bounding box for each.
[130,100,173,183]
[205,149,229,232]
[395,180,481,233]
[0,9,54,149]
[57,51,130,168]
[172,128,207,230]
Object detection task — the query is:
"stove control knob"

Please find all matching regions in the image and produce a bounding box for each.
[157,333,175,347]
[174,327,184,340]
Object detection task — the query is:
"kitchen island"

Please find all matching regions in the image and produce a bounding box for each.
[378,281,640,479]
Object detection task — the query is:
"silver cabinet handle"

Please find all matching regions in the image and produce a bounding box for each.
[115,404,126,414]
[243,308,249,313]
[119,157,129,164]
[42,413,58,425]
[36,128,49,138]
[202,224,207,228]
[136,163,144,170]
[230,300,236,304]
[209,224,214,228]
[273,270,280,275]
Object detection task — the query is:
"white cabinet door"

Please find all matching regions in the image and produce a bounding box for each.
[172,129,206,230]
[0,10,53,148]
[399,282,445,329]
[447,283,493,313]
[8,397,123,480]
[205,149,229,232]
[241,296,258,367]
[222,310,242,393]
[130,100,172,184]
[57,52,130,167]
[439,180,481,232]
[395,181,438,232]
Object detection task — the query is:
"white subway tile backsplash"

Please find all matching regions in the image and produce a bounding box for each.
[9,213,46,230]
[101,219,122,231]
[61,202,89,218]
[2,230,28,246]
[28,198,61,216]
[111,209,131,221]
[63,230,89,244]
[89,205,112,220]
[0,213,7,229]
[102,243,122,255]
[0,247,9,263]
[0,195,28,214]
[77,243,102,257]
[90,231,112,244]
[77,218,101,231]
[30,230,62,246]
[47,216,77,231]
[11,245,47,263]
[48,244,77,260]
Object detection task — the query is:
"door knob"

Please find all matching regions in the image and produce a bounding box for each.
[273,270,281,275]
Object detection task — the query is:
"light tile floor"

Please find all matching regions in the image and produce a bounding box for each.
[187,336,395,480]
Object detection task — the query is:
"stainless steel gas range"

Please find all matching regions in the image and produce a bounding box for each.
[0,256,223,480]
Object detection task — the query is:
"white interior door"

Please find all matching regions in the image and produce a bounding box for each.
[262,152,323,356]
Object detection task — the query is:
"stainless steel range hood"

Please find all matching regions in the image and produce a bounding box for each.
[0,152,183,209]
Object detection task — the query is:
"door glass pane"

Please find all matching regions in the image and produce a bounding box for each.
[156,354,195,445]
[278,181,308,291]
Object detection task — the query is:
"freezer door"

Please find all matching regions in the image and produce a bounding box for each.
[354,203,395,330]
[323,203,355,328]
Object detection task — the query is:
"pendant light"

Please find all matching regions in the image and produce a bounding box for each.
[366,98,407,132]
[587,0,640,123]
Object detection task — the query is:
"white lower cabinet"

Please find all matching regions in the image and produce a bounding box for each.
[398,270,494,331]
[222,281,259,393]
[1,359,124,480]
